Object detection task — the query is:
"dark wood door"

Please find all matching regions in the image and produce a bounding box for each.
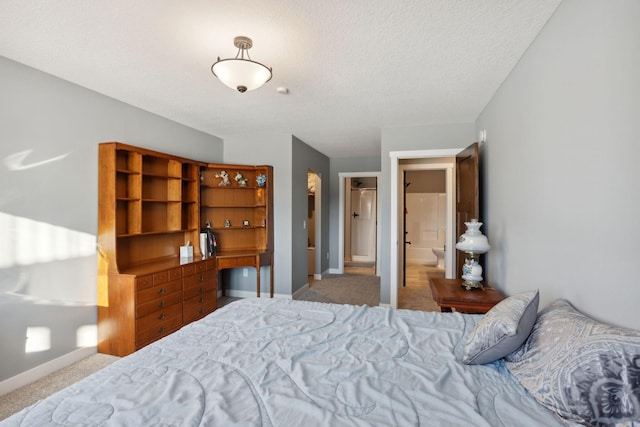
[402,171,409,287]
[456,143,480,279]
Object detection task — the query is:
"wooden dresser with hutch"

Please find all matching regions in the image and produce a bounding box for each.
[98,142,273,356]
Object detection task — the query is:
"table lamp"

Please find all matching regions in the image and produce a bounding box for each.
[455,219,490,290]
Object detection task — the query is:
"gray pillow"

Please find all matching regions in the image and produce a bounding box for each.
[505,299,640,426]
[462,289,539,365]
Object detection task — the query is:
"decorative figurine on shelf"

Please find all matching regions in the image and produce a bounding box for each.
[235,172,249,187]
[214,170,231,186]
[256,174,267,187]
[224,219,231,228]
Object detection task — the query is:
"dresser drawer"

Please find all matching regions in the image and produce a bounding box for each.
[136,314,182,348]
[183,280,215,300]
[135,274,154,291]
[136,279,182,305]
[136,303,182,333]
[183,270,215,289]
[153,268,181,284]
[153,270,169,285]
[182,263,196,276]
[194,260,206,273]
[168,267,182,281]
[136,289,182,318]
[183,294,217,323]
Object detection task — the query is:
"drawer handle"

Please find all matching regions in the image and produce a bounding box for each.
[198,308,204,314]
[158,326,165,333]
[158,301,165,308]
[199,286,204,293]
[158,288,165,295]
[158,313,166,320]
[199,275,204,282]
[198,297,204,303]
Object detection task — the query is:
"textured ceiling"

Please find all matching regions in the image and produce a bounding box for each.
[0,0,560,158]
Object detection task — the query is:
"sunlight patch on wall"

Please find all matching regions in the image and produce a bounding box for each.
[76,324,97,347]
[25,326,51,353]
[0,212,95,268]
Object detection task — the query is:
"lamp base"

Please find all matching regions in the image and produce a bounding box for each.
[460,280,484,290]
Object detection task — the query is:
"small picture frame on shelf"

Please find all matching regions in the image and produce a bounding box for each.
[243,220,250,227]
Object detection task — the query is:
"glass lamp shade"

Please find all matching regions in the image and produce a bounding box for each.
[211,58,272,93]
[455,219,490,253]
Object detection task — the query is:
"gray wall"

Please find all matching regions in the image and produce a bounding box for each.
[221,133,293,295]
[380,123,476,304]
[477,0,640,329]
[0,57,223,382]
[223,134,329,296]
[329,157,381,269]
[291,137,330,293]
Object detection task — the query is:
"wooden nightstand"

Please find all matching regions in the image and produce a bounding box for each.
[429,278,505,314]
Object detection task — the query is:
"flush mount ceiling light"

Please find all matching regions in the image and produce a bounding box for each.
[211,36,273,93]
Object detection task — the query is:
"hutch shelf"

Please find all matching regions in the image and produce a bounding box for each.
[98,143,273,356]
[200,164,274,298]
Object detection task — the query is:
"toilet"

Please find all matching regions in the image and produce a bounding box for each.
[432,247,445,270]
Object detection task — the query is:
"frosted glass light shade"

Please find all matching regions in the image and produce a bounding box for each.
[211,58,272,93]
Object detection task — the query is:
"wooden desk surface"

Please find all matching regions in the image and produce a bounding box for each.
[429,278,505,314]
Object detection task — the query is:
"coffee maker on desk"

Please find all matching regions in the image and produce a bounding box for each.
[200,221,217,258]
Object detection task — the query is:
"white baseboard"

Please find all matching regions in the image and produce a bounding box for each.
[329,268,341,274]
[0,346,96,397]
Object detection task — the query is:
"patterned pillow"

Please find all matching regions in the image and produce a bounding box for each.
[505,299,640,426]
[462,290,539,365]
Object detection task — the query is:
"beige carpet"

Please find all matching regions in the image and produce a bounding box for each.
[297,263,443,312]
[0,353,120,420]
[296,273,380,306]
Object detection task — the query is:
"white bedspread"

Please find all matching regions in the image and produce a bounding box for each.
[2,298,563,426]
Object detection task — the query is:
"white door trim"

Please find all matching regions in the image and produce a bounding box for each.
[337,172,381,275]
[313,173,322,280]
[389,149,463,309]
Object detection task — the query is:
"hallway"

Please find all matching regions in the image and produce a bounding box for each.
[341,261,443,311]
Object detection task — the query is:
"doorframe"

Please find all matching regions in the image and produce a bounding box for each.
[390,149,462,308]
[338,172,381,276]
[313,172,322,280]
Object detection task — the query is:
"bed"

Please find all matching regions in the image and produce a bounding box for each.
[2,294,639,426]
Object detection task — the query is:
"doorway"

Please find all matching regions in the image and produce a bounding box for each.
[307,170,321,282]
[390,150,462,308]
[338,172,381,276]
[404,170,447,267]
[349,177,377,263]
